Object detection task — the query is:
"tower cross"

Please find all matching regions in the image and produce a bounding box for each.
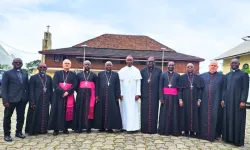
[46,25,50,32]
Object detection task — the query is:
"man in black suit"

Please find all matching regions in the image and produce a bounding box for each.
[2,58,29,142]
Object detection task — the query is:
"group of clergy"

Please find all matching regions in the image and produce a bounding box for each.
[1,56,248,147]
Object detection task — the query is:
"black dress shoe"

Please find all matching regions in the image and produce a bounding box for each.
[53,131,59,136]
[40,131,48,134]
[15,132,25,139]
[4,135,12,142]
[183,131,189,137]
[98,129,106,132]
[86,129,92,133]
[63,130,69,134]
[107,129,113,133]
[190,132,196,138]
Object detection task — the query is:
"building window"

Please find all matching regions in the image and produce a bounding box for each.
[133,62,139,65]
[62,55,68,61]
[118,60,126,64]
[53,55,60,62]
[155,62,168,67]
[140,61,146,65]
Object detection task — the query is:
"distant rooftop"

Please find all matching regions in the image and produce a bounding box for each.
[73,34,174,51]
[215,38,250,60]
[40,33,204,62]
[0,44,15,65]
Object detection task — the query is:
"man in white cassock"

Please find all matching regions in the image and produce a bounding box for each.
[118,55,142,132]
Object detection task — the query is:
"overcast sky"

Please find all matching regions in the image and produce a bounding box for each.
[0,0,249,73]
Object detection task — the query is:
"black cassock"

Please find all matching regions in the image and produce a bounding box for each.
[222,70,249,146]
[48,71,77,131]
[178,73,204,133]
[158,71,181,136]
[94,71,122,130]
[74,71,98,131]
[140,67,162,134]
[199,72,225,141]
[25,73,53,135]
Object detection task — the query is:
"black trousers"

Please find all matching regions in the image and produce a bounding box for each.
[3,101,27,136]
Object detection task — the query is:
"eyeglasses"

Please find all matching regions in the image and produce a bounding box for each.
[187,66,193,68]
[13,62,22,64]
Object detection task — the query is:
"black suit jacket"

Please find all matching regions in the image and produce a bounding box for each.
[2,69,29,104]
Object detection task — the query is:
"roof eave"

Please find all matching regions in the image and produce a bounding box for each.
[215,52,250,60]
[39,51,204,62]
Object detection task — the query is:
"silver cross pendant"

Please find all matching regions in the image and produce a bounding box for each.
[43,87,47,92]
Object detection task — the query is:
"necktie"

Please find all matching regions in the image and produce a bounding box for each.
[17,70,23,83]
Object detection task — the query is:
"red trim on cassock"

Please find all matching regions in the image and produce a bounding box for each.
[207,74,213,137]
[59,82,74,121]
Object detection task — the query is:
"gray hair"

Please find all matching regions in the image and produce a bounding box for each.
[63,59,71,64]
[105,61,113,66]
[168,61,175,65]
[84,60,91,65]
[210,60,218,66]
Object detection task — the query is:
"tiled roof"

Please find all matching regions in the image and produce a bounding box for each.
[39,47,204,62]
[73,34,174,51]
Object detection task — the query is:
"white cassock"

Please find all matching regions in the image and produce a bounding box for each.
[118,65,142,131]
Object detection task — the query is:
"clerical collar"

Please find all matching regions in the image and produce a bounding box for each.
[106,70,111,73]
[232,69,239,72]
[168,71,173,74]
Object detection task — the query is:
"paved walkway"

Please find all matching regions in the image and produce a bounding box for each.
[0,102,249,150]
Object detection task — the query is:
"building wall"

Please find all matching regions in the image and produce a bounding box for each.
[222,58,231,74]
[222,54,250,74]
[44,55,200,76]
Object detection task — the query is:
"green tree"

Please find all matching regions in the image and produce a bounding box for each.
[25,60,41,74]
[242,64,250,74]
[0,64,11,70]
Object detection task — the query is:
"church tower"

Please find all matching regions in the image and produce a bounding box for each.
[41,25,52,63]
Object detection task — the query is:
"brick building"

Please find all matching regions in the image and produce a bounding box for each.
[38,31,204,76]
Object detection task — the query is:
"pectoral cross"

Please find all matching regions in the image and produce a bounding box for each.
[190,85,193,89]
[85,81,88,86]
[108,82,110,86]
[63,82,66,86]
[168,84,172,87]
[43,87,47,92]
[147,79,150,83]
